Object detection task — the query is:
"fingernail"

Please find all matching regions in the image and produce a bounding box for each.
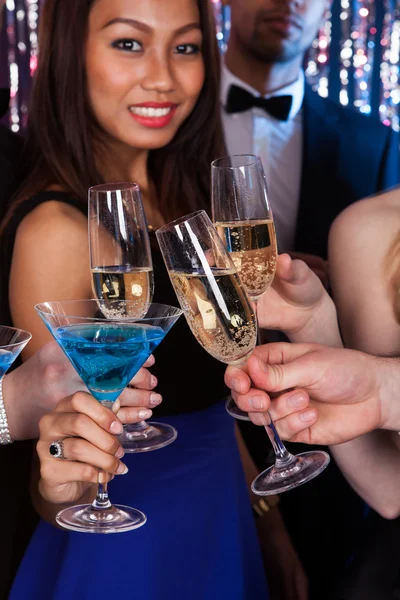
[117,462,128,475]
[288,392,306,409]
[299,410,317,423]
[115,446,124,459]
[147,355,155,366]
[150,393,162,406]
[256,357,269,373]
[151,375,158,388]
[138,409,152,419]
[230,378,242,393]
[249,396,266,410]
[110,420,123,434]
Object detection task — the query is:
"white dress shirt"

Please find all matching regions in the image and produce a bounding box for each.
[221,65,305,253]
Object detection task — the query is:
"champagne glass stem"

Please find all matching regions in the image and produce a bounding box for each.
[254,300,295,466]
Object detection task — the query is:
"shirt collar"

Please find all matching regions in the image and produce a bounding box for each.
[221,64,304,120]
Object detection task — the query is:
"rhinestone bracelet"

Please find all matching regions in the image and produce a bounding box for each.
[0,376,13,445]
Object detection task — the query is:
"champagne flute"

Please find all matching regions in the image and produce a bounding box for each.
[157,211,330,495]
[89,183,177,453]
[212,154,276,420]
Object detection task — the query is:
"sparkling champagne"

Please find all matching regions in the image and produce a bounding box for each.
[215,219,277,300]
[170,268,257,365]
[92,266,154,319]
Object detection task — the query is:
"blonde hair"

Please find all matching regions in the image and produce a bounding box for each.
[385,232,400,324]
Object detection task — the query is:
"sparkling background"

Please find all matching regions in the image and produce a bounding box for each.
[1,0,399,132]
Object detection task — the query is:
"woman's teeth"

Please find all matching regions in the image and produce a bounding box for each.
[129,106,172,117]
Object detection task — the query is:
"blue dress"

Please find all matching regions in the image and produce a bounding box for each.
[10,402,269,600]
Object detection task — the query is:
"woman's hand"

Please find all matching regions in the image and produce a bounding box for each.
[36,391,133,506]
[256,254,341,347]
[3,341,159,440]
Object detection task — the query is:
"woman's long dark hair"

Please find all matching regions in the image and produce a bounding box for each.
[2,0,225,227]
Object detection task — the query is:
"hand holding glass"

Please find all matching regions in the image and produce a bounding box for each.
[35,300,181,533]
[157,211,329,495]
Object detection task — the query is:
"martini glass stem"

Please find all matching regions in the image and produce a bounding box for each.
[93,476,112,510]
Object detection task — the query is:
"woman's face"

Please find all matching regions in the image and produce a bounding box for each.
[86,0,205,151]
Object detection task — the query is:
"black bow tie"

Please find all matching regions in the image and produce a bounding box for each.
[225,84,293,122]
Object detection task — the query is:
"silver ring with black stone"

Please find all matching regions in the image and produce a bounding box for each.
[49,439,66,459]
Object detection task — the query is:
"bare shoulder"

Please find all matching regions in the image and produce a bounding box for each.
[15,199,87,241]
[329,188,400,254]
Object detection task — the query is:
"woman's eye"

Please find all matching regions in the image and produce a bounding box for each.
[175,44,200,55]
[112,39,142,53]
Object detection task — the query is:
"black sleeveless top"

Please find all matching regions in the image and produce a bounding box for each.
[1,191,228,414]
[0,191,229,597]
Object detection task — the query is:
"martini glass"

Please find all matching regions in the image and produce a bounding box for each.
[35,300,182,533]
[0,326,32,441]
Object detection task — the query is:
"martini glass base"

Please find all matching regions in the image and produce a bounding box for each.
[119,421,178,453]
[56,503,147,534]
[225,397,250,421]
[251,451,330,496]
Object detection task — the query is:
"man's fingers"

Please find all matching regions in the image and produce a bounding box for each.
[225,365,252,395]
[52,391,123,435]
[271,410,318,442]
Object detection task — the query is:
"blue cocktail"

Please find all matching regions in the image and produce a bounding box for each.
[35,300,182,534]
[56,323,165,403]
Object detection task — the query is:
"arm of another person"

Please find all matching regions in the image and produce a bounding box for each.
[326,195,400,518]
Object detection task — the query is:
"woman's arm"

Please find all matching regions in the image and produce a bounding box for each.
[327,193,400,518]
[9,200,92,359]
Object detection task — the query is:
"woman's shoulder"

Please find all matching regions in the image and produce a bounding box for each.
[15,190,87,238]
[330,187,400,250]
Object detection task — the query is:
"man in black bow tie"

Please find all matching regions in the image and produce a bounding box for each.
[221,0,399,261]
[221,1,400,598]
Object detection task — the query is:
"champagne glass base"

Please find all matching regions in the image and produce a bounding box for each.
[56,503,147,534]
[225,397,251,421]
[119,422,178,453]
[251,451,330,496]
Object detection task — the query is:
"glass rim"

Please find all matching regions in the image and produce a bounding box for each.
[211,154,259,170]
[88,182,140,193]
[0,325,32,349]
[155,210,207,235]
[35,301,183,323]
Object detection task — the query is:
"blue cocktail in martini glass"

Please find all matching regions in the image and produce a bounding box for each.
[35,300,182,534]
[0,324,32,384]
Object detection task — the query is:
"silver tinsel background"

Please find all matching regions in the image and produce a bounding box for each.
[1,0,399,132]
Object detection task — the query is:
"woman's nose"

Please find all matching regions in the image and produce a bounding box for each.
[141,52,175,93]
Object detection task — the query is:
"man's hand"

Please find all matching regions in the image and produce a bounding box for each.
[257,255,341,346]
[225,343,387,445]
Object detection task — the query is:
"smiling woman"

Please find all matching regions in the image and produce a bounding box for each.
[0,1,269,599]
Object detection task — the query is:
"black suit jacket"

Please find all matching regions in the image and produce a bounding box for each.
[295,85,400,259]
